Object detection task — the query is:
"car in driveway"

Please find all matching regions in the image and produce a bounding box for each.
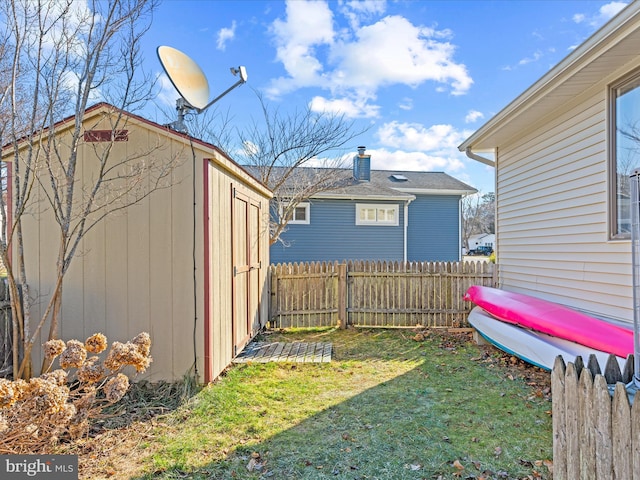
[467,246,493,256]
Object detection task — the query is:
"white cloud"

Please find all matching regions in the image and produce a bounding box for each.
[598,1,628,21]
[40,0,95,54]
[309,95,380,118]
[398,97,413,111]
[344,0,387,15]
[60,70,102,103]
[518,50,543,66]
[367,147,465,173]
[332,16,471,95]
[269,0,335,88]
[465,110,484,123]
[376,121,470,152]
[242,140,259,156]
[157,73,178,107]
[266,0,472,115]
[503,47,555,71]
[572,1,628,28]
[217,21,237,51]
[370,120,480,176]
[340,0,387,30]
[572,13,586,24]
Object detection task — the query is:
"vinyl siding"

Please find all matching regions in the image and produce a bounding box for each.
[271,199,405,263]
[407,195,461,261]
[496,86,633,323]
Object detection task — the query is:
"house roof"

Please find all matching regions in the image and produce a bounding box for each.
[253,166,476,200]
[459,1,640,153]
[367,170,476,195]
[313,173,416,201]
[315,169,476,200]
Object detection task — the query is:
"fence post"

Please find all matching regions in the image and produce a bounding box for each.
[491,261,498,287]
[338,263,347,329]
[552,355,640,479]
[552,355,567,480]
[269,265,277,327]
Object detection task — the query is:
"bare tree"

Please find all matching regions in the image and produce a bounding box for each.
[209,92,367,245]
[0,0,176,379]
[462,192,495,250]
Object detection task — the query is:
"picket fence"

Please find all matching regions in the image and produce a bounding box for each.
[269,260,496,329]
[552,354,640,479]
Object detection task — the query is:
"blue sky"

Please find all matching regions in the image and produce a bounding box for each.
[141,0,629,194]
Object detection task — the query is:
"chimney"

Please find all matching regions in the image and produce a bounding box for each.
[353,146,371,182]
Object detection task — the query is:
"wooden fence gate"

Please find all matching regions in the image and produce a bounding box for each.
[269,260,496,329]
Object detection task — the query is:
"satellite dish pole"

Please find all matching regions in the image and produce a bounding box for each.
[157,46,247,133]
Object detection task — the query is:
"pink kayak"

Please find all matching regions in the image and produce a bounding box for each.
[463,285,633,359]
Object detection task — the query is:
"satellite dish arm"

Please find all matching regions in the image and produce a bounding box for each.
[196,66,247,114]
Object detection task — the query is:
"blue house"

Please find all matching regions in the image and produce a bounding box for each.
[270,147,476,264]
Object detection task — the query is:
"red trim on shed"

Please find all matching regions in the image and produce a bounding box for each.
[202,159,213,383]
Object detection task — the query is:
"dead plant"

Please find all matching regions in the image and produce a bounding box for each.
[0,332,152,454]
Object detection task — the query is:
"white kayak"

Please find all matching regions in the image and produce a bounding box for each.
[468,306,628,372]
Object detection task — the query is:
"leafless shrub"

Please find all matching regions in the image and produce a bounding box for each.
[0,332,152,454]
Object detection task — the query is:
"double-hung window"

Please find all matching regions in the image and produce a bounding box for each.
[283,202,310,224]
[356,204,398,226]
[610,70,640,239]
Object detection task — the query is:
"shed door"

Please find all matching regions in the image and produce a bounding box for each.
[232,187,262,355]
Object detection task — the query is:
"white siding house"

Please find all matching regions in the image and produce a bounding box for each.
[467,234,495,251]
[459,2,640,324]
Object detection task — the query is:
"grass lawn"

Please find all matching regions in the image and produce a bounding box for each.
[77,328,553,479]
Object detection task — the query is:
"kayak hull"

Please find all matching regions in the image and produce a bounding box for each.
[464,285,633,358]
[468,306,627,372]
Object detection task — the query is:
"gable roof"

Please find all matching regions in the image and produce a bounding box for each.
[317,169,476,199]
[249,165,476,201]
[368,170,476,195]
[459,1,640,152]
[3,102,272,197]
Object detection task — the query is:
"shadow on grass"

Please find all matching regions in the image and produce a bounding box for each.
[133,329,553,480]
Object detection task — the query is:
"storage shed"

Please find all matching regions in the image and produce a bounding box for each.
[5,103,272,383]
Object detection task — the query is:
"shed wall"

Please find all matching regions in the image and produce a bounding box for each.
[18,111,270,382]
[204,162,270,381]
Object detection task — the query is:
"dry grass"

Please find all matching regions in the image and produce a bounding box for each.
[0,333,153,455]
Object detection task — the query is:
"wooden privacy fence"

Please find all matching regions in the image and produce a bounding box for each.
[269,260,496,329]
[552,354,640,479]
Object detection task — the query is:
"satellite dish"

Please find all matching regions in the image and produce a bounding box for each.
[157,45,247,132]
[157,46,210,110]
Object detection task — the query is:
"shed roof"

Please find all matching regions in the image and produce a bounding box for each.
[3,102,272,198]
[459,1,640,152]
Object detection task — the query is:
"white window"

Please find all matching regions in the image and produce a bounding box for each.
[356,204,399,226]
[610,70,640,239]
[283,202,310,224]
